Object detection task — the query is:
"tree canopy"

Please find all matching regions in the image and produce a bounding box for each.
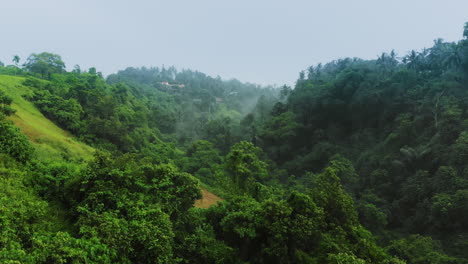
[24,52,65,79]
[0,21,468,263]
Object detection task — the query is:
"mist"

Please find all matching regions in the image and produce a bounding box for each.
[1,0,467,86]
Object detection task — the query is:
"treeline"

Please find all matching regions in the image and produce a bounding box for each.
[251,23,468,262]
[0,23,467,263]
[0,83,398,262]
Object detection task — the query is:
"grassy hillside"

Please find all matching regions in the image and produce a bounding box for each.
[0,75,94,161]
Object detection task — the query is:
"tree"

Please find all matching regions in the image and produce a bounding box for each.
[30,232,116,263]
[0,91,32,162]
[180,140,224,185]
[240,113,256,143]
[279,85,292,101]
[464,22,468,39]
[462,22,468,71]
[0,121,34,163]
[404,50,419,70]
[225,141,268,192]
[254,95,273,123]
[0,91,15,118]
[311,168,359,232]
[31,90,83,133]
[387,235,458,264]
[53,96,83,132]
[72,64,81,74]
[12,55,20,66]
[24,52,65,79]
[259,111,298,164]
[74,153,201,262]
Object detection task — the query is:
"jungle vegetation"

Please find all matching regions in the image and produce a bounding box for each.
[0,23,468,263]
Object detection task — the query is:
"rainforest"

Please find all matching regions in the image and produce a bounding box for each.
[1,20,468,264]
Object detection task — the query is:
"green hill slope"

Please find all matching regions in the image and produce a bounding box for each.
[0,75,94,161]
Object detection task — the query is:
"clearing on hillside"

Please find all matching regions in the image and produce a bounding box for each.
[194,187,224,209]
[0,75,94,161]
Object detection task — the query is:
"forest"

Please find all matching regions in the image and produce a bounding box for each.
[0,23,467,263]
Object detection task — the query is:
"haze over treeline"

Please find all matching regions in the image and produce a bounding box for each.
[1,1,468,263]
[2,0,468,85]
[0,22,468,262]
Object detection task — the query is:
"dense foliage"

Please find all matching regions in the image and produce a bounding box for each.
[0,23,467,263]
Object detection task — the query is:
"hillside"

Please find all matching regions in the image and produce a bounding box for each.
[0,75,94,161]
[0,74,221,207]
[0,23,467,263]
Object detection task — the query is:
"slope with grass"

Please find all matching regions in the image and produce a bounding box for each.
[0,74,222,209]
[0,75,94,161]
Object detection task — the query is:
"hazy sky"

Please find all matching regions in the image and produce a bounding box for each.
[1,0,467,86]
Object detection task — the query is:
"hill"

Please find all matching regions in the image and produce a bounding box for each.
[0,75,94,161]
[1,24,467,262]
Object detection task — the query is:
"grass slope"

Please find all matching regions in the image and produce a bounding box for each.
[0,75,221,209]
[0,75,94,161]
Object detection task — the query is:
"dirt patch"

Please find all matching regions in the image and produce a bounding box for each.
[194,187,223,209]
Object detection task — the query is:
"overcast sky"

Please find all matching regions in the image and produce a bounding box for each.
[1,0,467,86]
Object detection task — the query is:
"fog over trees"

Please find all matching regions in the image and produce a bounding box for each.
[1,4,468,263]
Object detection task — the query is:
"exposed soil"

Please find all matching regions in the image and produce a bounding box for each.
[194,187,223,209]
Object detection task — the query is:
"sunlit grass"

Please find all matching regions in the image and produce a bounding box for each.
[0,75,94,162]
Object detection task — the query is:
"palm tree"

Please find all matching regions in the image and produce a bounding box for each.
[464,22,468,38]
[12,55,20,76]
[443,44,462,70]
[404,50,419,70]
[12,55,20,67]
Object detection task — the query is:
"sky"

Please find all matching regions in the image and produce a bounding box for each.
[1,0,468,86]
